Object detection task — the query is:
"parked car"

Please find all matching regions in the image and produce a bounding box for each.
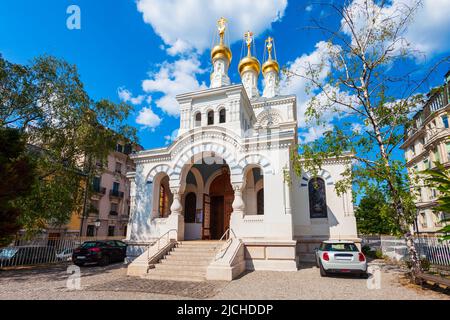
[56,248,73,261]
[0,246,57,267]
[72,240,127,266]
[315,240,367,278]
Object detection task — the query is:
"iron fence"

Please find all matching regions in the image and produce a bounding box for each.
[0,234,125,268]
[361,235,450,266]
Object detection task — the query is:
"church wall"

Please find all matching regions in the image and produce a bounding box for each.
[290,160,359,262]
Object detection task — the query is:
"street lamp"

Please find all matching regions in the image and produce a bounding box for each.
[94,219,101,240]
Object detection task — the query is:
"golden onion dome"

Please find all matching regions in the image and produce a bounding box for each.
[238,55,261,76]
[211,44,232,63]
[262,58,279,75]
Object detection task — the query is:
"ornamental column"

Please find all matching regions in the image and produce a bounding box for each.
[167,188,184,241]
[230,182,245,238]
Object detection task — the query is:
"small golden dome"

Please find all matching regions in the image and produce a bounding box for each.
[262,36,279,75]
[211,44,232,63]
[262,58,279,75]
[238,56,261,76]
[238,31,260,76]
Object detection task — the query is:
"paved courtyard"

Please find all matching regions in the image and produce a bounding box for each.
[0,261,448,300]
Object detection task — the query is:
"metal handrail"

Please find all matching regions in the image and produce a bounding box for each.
[213,228,237,261]
[147,229,177,261]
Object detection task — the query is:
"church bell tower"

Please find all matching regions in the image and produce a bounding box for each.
[238,31,261,99]
[262,37,280,98]
[210,17,232,88]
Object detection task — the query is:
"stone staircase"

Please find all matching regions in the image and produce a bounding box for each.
[142,240,224,282]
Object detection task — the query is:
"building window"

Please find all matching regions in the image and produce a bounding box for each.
[159,185,167,217]
[257,189,264,215]
[184,192,196,223]
[442,115,449,128]
[219,108,226,123]
[110,203,118,215]
[195,112,201,127]
[433,148,441,164]
[309,178,327,218]
[108,226,115,237]
[446,142,450,161]
[115,162,122,174]
[93,176,101,192]
[423,159,430,169]
[116,144,123,153]
[207,111,214,125]
[113,182,120,192]
[86,225,95,237]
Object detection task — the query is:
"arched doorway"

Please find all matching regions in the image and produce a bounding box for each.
[205,166,234,240]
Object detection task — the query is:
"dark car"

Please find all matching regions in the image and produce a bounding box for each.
[0,246,57,267]
[72,240,127,266]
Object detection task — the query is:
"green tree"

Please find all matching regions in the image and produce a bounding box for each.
[286,0,449,275]
[0,55,137,236]
[422,163,450,241]
[0,128,36,245]
[355,188,402,236]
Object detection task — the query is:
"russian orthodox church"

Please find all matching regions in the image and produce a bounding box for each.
[126,18,358,280]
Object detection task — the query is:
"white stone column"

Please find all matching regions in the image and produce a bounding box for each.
[230,182,245,238]
[166,188,184,241]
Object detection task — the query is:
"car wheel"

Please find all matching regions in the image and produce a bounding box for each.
[99,255,110,266]
[74,262,84,267]
[359,272,368,279]
[319,261,328,277]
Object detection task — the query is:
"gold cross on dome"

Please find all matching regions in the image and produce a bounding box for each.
[266,37,274,59]
[244,31,253,56]
[217,17,227,43]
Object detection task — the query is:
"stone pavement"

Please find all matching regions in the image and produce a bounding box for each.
[87,277,228,299]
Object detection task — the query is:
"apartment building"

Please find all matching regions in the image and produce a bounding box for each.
[401,70,450,233]
[79,142,143,238]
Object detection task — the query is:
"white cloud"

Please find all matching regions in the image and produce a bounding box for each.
[118,87,146,105]
[342,0,450,57]
[280,41,336,127]
[301,124,333,144]
[164,129,179,145]
[136,107,162,130]
[136,0,288,55]
[305,5,313,12]
[142,56,207,116]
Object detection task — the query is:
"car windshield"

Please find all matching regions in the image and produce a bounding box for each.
[0,248,18,259]
[321,243,358,252]
[80,242,101,249]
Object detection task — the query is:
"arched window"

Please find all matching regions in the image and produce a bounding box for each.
[159,184,167,217]
[184,192,196,223]
[158,176,171,218]
[257,188,264,215]
[195,112,201,127]
[219,108,226,123]
[309,178,327,218]
[207,111,214,125]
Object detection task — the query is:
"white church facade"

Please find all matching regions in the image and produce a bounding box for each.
[125,19,358,280]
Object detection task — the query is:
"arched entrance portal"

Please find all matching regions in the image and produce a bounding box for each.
[203,166,234,240]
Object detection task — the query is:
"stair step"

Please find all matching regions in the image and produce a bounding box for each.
[154,264,206,272]
[148,268,206,278]
[143,273,206,282]
[174,247,218,252]
[163,255,213,262]
[167,252,215,258]
[160,259,210,266]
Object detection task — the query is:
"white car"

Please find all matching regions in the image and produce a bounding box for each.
[315,240,368,278]
[56,248,73,261]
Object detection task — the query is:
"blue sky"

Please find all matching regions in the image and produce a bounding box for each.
[1,0,449,150]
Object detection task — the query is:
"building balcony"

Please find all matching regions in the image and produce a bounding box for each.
[109,190,124,199]
[92,186,106,195]
[119,214,129,221]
